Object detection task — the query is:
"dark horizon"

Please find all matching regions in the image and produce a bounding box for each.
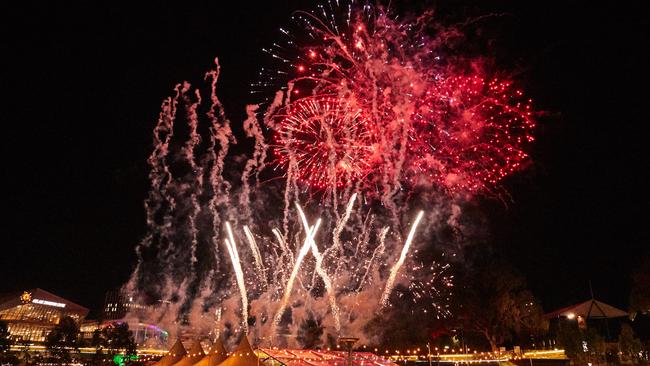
[2,1,648,318]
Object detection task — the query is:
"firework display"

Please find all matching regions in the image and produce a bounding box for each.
[126,0,536,349]
[407,75,535,193]
[257,3,535,197]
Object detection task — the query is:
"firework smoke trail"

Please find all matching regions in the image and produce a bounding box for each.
[126,88,178,293]
[271,218,322,338]
[281,157,300,238]
[272,227,294,282]
[181,83,203,267]
[357,226,389,292]
[128,85,184,302]
[272,228,292,260]
[240,104,267,221]
[159,85,182,262]
[205,59,235,273]
[296,204,341,333]
[225,222,249,334]
[331,192,357,253]
[243,225,265,281]
[380,210,425,308]
[324,192,358,281]
[262,91,285,130]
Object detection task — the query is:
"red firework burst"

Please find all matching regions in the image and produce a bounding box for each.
[273,96,376,189]
[260,2,537,197]
[407,75,536,193]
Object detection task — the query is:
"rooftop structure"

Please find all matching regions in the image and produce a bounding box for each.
[0,288,88,342]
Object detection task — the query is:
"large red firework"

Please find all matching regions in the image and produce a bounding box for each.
[407,75,535,193]
[273,96,376,189]
[261,3,536,197]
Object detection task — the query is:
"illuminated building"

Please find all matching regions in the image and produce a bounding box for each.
[96,289,168,348]
[103,289,150,320]
[80,319,169,348]
[0,288,89,343]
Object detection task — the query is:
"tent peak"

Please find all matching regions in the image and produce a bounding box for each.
[545,298,628,319]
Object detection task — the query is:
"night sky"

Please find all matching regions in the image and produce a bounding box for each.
[2,1,648,318]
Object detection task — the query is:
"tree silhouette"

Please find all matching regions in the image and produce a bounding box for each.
[0,321,19,366]
[46,316,80,363]
[630,254,650,317]
[556,320,605,365]
[618,323,644,363]
[452,250,548,351]
[91,322,137,364]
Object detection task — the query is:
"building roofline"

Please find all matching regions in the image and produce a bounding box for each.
[0,288,89,315]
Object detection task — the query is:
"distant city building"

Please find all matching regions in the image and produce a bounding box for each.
[103,289,149,320]
[0,288,89,342]
[98,289,168,348]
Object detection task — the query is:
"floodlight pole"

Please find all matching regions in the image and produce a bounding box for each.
[338,337,359,366]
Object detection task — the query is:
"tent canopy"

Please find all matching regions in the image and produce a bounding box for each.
[154,339,187,366]
[215,336,258,366]
[171,340,205,366]
[546,299,628,319]
[194,339,228,366]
